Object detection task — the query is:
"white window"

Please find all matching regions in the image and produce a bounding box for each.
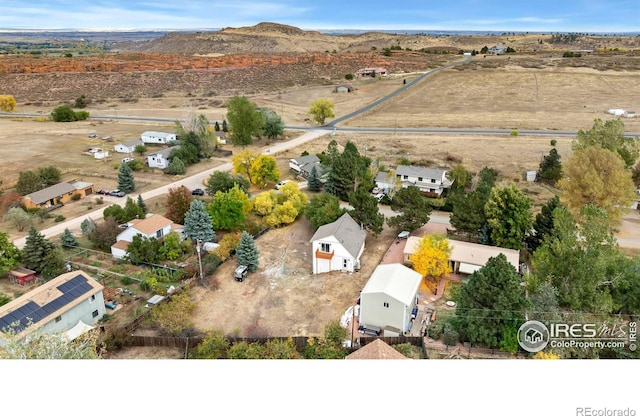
[383,302,389,308]
[320,243,331,252]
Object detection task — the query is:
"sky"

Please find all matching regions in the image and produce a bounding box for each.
[0,0,638,33]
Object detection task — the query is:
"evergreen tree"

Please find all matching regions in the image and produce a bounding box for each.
[455,254,528,349]
[236,231,259,271]
[136,194,148,214]
[307,165,322,192]
[117,163,135,193]
[41,248,66,279]
[60,228,78,248]
[386,185,432,233]
[165,156,186,175]
[123,196,145,221]
[484,184,533,250]
[184,199,216,243]
[525,195,560,253]
[348,186,384,236]
[22,228,57,274]
[214,121,220,132]
[538,148,563,183]
[222,119,228,132]
[80,218,97,236]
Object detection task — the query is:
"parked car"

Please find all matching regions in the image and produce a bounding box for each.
[88,134,97,138]
[122,157,134,163]
[274,180,290,190]
[374,193,385,202]
[96,189,109,195]
[191,188,205,196]
[109,190,125,197]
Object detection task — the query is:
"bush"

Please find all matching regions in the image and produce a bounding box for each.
[510,129,519,136]
[54,215,65,222]
[345,73,354,80]
[428,321,444,340]
[120,276,133,286]
[443,323,459,346]
[550,139,557,147]
[71,193,81,201]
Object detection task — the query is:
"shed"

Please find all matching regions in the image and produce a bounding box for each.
[334,85,354,93]
[146,295,165,306]
[526,171,537,182]
[7,268,37,286]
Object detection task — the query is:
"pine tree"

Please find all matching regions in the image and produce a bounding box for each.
[214,121,220,132]
[60,228,78,248]
[136,194,147,214]
[307,165,322,192]
[183,199,216,243]
[117,163,136,193]
[165,156,186,175]
[222,119,228,132]
[236,231,259,271]
[22,227,57,274]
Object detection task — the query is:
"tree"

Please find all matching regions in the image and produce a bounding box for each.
[21,227,57,274]
[484,184,533,250]
[409,234,452,291]
[165,156,187,175]
[134,144,148,156]
[0,325,101,359]
[449,167,497,240]
[117,163,135,194]
[528,281,561,323]
[348,186,384,236]
[80,218,97,236]
[572,118,639,169]
[136,194,147,214]
[260,108,285,141]
[226,96,265,146]
[102,204,127,224]
[208,189,246,230]
[558,146,635,225]
[4,207,33,231]
[386,186,432,233]
[326,141,369,201]
[307,165,322,192]
[531,205,620,313]
[74,94,87,109]
[165,186,193,225]
[60,228,78,248]
[206,171,250,196]
[214,121,220,132]
[448,164,472,192]
[248,154,280,188]
[51,104,80,122]
[191,330,229,359]
[525,195,560,253]
[183,199,216,243]
[40,248,66,279]
[88,216,120,251]
[455,254,528,349]
[231,149,258,182]
[37,166,61,186]
[0,94,17,112]
[222,119,228,132]
[15,170,44,195]
[125,234,163,264]
[538,148,563,183]
[305,193,345,229]
[123,196,145,222]
[236,231,259,271]
[253,191,279,216]
[307,98,335,125]
[0,232,21,276]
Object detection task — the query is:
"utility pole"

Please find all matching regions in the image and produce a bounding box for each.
[196,239,204,282]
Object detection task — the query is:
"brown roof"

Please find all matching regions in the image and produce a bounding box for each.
[111,240,130,251]
[346,339,409,360]
[132,214,173,235]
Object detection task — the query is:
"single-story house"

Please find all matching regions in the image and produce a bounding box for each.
[0,270,105,341]
[141,131,177,145]
[404,236,521,275]
[114,139,144,154]
[147,146,179,169]
[395,165,453,197]
[356,67,388,77]
[21,180,95,210]
[359,263,422,337]
[110,213,182,259]
[7,267,36,286]
[310,213,366,275]
[334,85,354,93]
[346,338,409,359]
[488,44,507,55]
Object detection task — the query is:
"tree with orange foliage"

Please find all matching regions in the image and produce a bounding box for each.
[409,234,452,291]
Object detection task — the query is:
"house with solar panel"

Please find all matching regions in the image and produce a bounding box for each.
[0,270,106,342]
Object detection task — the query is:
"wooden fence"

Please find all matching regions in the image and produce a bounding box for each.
[424,342,529,359]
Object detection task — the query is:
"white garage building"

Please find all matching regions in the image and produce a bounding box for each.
[359,263,422,337]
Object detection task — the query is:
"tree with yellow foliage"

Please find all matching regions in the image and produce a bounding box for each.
[253,190,279,216]
[409,234,452,291]
[249,154,280,188]
[0,95,17,112]
[231,149,257,182]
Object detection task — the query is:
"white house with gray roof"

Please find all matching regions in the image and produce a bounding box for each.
[289,154,323,179]
[141,131,177,144]
[309,213,366,275]
[114,139,144,154]
[395,165,453,196]
[147,146,179,169]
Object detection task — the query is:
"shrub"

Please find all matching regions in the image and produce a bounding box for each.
[510,129,519,136]
[71,193,81,201]
[550,139,557,147]
[120,276,133,286]
[96,197,104,205]
[54,215,65,222]
[345,73,354,80]
[443,323,459,346]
